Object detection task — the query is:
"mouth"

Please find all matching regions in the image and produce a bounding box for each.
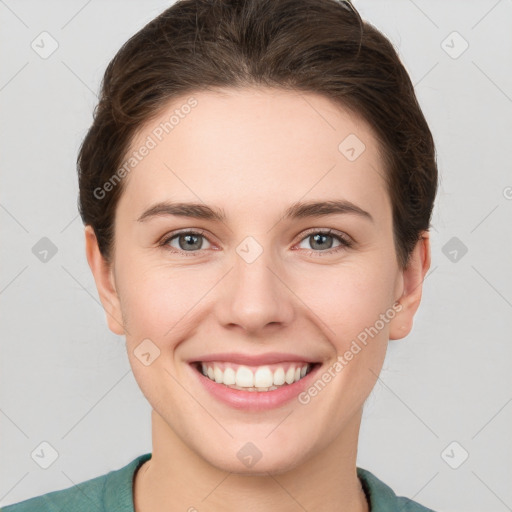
[190,360,321,392]
[190,361,322,411]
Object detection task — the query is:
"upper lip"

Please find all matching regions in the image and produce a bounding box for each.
[189,352,319,366]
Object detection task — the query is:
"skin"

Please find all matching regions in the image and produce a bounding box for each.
[85,87,431,512]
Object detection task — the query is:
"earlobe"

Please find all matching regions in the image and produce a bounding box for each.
[84,225,126,336]
[389,231,431,341]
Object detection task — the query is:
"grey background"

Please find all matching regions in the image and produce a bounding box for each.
[1,1,511,510]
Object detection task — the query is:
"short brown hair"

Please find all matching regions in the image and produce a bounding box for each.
[77,0,438,269]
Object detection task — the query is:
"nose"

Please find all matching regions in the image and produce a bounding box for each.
[215,246,295,335]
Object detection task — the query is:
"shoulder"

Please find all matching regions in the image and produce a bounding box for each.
[1,453,152,512]
[1,472,108,512]
[357,467,438,512]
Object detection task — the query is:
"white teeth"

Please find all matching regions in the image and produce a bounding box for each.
[199,362,312,390]
[254,366,274,387]
[223,366,236,385]
[214,365,223,383]
[273,367,285,386]
[285,367,296,384]
[236,366,254,387]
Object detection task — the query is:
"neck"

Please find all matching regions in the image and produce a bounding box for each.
[134,409,369,512]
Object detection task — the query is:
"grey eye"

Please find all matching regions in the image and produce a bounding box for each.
[167,232,212,251]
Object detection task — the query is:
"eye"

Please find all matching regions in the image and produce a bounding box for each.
[158,228,353,257]
[159,229,212,255]
[295,228,353,256]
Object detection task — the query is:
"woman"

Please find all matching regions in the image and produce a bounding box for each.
[3,0,438,510]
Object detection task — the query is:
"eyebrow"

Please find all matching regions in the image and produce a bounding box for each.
[136,199,374,223]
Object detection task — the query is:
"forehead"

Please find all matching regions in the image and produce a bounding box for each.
[117,87,390,223]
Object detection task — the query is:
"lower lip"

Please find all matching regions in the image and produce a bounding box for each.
[190,363,322,411]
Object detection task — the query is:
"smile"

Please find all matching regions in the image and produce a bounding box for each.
[195,361,315,391]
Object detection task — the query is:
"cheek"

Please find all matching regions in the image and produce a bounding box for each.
[300,262,397,342]
[119,263,214,343]
[119,267,206,400]
[305,266,394,403]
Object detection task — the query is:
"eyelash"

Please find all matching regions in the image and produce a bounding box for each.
[158,228,354,258]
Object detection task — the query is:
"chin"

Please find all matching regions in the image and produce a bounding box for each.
[195,434,312,476]
[214,452,305,477]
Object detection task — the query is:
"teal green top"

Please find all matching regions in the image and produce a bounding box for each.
[1,453,436,511]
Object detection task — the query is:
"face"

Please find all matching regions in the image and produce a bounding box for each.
[86,87,429,475]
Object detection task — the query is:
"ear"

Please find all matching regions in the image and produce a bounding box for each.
[389,230,431,340]
[84,225,125,336]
